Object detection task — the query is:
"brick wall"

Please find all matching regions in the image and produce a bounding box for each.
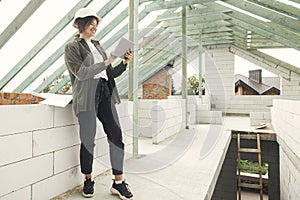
[0,92,44,105]
[142,68,172,99]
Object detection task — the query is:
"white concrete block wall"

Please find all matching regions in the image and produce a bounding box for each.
[138,99,185,144]
[282,72,300,100]
[271,99,300,200]
[250,111,271,126]
[204,45,234,113]
[0,102,133,200]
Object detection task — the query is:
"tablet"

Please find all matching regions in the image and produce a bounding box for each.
[112,37,134,58]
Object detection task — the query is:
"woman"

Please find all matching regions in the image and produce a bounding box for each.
[64,8,133,200]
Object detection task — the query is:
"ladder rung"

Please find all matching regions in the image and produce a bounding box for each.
[239,182,262,189]
[239,166,261,171]
[239,148,260,153]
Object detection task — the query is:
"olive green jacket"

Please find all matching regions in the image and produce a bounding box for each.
[64,37,127,114]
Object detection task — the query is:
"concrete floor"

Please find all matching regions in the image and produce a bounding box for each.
[54,116,270,200]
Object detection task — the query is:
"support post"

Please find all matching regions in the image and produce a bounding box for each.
[198,30,203,100]
[182,6,188,129]
[129,0,139,157]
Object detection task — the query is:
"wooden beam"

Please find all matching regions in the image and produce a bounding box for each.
[129,0,139,157]
[0,0,94,91]
[34,65,67,93]
[12,0,125,92]
[156,5,231,22]
[222,0,300,33]
[0,0,46,49]
[167,20,232,32]
[49,75,70,94]
[247,0,300,20]
[230,45,299,80]
[162,13,231,27]
[226,11,300,50]
[145,0,213,12]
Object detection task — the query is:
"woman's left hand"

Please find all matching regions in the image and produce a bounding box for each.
[123,49,133,65]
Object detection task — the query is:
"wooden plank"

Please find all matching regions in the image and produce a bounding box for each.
[0,0,94,91]
[239,182,262,189]
[239,148,260,153]
[0,0,46,49]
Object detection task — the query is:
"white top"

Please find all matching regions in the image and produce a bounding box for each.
[87,41,108,80]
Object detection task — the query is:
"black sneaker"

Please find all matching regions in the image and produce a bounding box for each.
[110,180,133,200]
[82,178,95,198]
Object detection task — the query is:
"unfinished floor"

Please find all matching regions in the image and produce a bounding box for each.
[54,116,271,200]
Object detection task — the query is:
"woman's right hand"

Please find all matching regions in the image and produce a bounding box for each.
[104,53,116,66]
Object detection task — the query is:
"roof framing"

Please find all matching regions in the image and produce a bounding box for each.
[0,0,46,49]
[0,0,299,94]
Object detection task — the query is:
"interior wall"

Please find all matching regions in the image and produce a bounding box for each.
[0,102,133,200]
[272,99,300,200]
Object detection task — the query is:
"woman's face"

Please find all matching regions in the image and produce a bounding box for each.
[82,18,98,37]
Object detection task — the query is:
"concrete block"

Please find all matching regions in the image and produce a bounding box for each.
[54,145,80,174]
[53,104,75,127]
[32,167,81,200]
[116,101,133,117]
[263,112,271,120]
[138,100,157,110]
[33,126,80,156]
[119,116,133,132]
[250,112,263,120]
[138,126,152,137]
[138,118,152,128]
[0,104,53,136]
[0,154,53,197]
[0,186,31,200]
[0,132,32,167]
